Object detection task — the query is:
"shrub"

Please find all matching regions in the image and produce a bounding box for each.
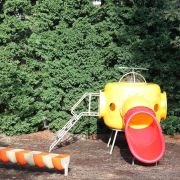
[0,0,179,135]
[161,116,180,135]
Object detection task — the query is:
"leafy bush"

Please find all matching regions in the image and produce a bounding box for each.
[0,0,179,135]
[161,116,180,135]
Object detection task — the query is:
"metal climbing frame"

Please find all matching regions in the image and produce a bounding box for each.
[49,92,100,152]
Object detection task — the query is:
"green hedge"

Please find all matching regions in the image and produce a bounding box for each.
[161,116,180,135]
[0,0,179,135]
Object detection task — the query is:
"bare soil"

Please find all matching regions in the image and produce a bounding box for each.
[0,130,180,180]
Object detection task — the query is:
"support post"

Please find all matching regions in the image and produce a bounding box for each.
[110,130,118,154]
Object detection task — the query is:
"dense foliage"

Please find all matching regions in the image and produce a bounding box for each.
[0,0,179,135]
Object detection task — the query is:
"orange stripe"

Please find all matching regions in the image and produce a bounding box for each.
[33,152,49,168]
[15,150,31,165]
[0,148,13,162]
[52,154,69,170]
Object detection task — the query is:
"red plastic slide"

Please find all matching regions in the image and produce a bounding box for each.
[124,106,165,164]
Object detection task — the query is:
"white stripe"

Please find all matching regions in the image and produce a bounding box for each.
[60,156,70,169]
[6,149,24,163]
[61,156,70,176]
[24,151,42,166]
[42,153,58,169]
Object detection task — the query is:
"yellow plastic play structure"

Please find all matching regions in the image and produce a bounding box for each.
[49,67,167,164]
[99,82,167,130]
[99,67,167,163]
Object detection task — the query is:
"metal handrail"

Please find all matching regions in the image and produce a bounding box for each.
[49,92,100,152]
[119,71,147,83]
[71,93,100,117]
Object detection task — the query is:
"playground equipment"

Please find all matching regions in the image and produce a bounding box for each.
[0,147,70,176]
[49,93,100,152]
[49,67,167,164]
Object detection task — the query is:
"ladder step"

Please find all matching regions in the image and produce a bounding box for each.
[49,92,100,152]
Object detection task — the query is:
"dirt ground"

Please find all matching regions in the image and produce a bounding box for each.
[0,130,180,180]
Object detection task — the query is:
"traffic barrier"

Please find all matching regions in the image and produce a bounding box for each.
[0,147,70,176]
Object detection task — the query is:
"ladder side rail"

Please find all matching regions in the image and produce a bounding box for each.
[72,93,88,109]
[88,93,100,116]
[88,94,92,114]
[49,113,83,152]
[90,92,100,116]
[56,112,98,140]
[56,114,83,138]
[97,93,100,116]
[71,93,89,116]
[58,116,77,131]
[50,92,100,152]
[55,116,77,136]
[56,97,100,139]
[49,136,64,152]
[56,117,80,139]
[49,112,99,152]
[71,92,100,117]
[49,139,60,152]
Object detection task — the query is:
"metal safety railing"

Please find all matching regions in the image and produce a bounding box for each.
[49,93,100,152]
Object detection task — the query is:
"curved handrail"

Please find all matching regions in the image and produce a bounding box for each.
[119,71,147,83]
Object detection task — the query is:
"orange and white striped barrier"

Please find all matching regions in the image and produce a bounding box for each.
[0,147,70,176]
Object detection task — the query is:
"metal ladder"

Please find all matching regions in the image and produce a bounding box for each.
[49,93,100,152]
